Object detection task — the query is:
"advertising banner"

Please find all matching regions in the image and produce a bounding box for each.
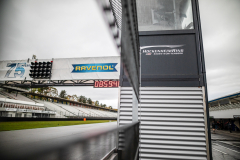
[0,60,31,81]
[17,109,27,112]
[140,35,198,76]
[42,111,55,114]
[51,57,120,80]
[6,108,17,111]
[0,56,120,81]
[0,59,51,81]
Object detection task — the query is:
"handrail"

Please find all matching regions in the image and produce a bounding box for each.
[0,122,139,160]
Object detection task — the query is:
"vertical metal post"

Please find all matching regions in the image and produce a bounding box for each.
[195,0,212,159]
[132,90,138,122]
[173,0,177,29]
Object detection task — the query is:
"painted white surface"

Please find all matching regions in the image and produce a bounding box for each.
[210,108,240,119]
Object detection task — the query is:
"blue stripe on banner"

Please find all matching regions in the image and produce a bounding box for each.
[72,63,118,73]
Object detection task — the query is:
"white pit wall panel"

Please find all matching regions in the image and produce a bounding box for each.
[118,87,207,160]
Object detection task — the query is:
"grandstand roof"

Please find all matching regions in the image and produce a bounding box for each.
[1,85,29,92]
[209,91,240,106]
[0,98,44,107]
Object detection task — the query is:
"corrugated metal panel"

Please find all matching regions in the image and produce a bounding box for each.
[118,87,208,160]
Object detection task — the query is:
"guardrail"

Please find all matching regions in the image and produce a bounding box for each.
[0,121,139,160]
[118,122,139,160]
[210,103,240,111]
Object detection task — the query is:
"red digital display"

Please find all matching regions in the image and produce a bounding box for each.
[94,81,119,88]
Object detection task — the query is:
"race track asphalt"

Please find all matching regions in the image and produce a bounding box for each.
[212,130,240,160]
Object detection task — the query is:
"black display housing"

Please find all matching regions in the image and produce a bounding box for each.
[29,61,52,79]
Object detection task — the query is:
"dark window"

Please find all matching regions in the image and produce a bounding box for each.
[137,0,194,31]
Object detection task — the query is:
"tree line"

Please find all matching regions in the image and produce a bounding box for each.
[31,87,112,109]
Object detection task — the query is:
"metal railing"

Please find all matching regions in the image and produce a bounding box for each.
[0,122,139,160]
[210,103,240,111]
[118,122,139,160]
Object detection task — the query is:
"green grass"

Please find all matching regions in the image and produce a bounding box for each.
[0,120,114,131]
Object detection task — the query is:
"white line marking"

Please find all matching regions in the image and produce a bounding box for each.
[213,148,227,154]
[215,144,240,154]
[219,141,240,149]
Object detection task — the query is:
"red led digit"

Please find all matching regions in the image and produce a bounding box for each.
[109,81,113,87]
[117,81,119,87]
[112,81,115,87]
[99,81,103,87]
[94,81,99,87]
[113,81,117,87]
[104,81,108,87]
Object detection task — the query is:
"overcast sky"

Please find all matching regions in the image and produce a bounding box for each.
[0,0,240,108]
[199,0,240,100]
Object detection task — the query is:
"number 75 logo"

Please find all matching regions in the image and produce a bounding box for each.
[5,63,28,78]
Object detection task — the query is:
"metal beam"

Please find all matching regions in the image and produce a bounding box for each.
[12,83,94,87]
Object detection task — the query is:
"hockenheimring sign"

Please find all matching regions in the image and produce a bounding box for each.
[141,45,185,55]
[140,35,199,80]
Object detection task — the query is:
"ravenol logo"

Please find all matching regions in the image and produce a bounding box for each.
[72,63,117,73]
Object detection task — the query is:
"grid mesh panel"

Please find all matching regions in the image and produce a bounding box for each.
[109,0,122,29]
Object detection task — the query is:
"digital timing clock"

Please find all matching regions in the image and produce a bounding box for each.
[94,80,119,88]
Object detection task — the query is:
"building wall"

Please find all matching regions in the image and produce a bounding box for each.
[210,108,240,119]
[118,87,208,160]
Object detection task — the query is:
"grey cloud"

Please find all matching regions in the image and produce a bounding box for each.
[199,0,240,100]
[0,0,119,61]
